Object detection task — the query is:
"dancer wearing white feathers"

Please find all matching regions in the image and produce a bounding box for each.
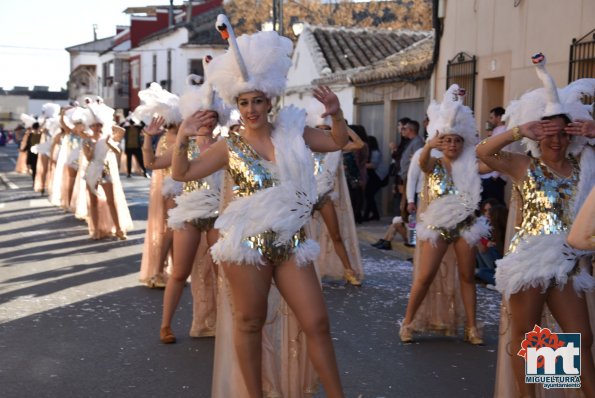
[399,85,489,345]
[478,54,595,398]
[134,83,184,289]
[73,100,133,240]
[171,15,347,398]
[158,72,227,343]
[33,103,61,195]
[305,100,364,286]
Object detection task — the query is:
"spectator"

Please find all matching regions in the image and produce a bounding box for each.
[480,107,507,205]
[389,117,412,215]
[363,136,388,221]
[343,124,369,223]
[124,118,148,178]
[397,120,424,222]
[475,200,507,287]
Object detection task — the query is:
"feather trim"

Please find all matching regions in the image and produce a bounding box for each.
[161,176,184,198]
[84,139,109,197]
[167,188,221,230]
[315,151,341,199]
[573,147,595,215]
[294,239,321,266]
[213,106,317,264]
[495,234,595,299]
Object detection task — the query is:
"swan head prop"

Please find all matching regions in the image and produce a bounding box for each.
[132,82,182,126]
[503,53,594,156]
[179,73,232,126]
[208,14,293,106]
[426,84,478,148]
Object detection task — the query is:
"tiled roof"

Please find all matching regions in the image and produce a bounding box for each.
[349,34,435,85]
[65,36,114,53]
[307,25,431,75]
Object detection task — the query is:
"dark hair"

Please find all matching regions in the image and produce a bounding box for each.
[490,107,505,117]
[367,135,379,152]
[32,122,40,129]
[489,204,508,256]
[541,113,571,125]
[348,124,368,142]
[480,198,500,213]
[406,120,420,133]
[398,117,411,126]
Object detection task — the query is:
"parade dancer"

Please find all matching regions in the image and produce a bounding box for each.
[172,15,348,397]
[400,85,489,344]
[74,100,133,240]
[133,83,184,289]
[159,74,228,343]
[478,54,595,398]
[306,100,364,286]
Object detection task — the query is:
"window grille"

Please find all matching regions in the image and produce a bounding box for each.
[446,52,476,110]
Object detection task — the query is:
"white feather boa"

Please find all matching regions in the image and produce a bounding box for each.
[84,138,110,197]
[496,147,595,299]
[161,176,184,199]
[315,150,341,201]
[210,106,320,266]
[417,148,489,246]
[167,171,223,230]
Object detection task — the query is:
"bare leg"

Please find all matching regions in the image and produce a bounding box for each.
[318,200,355,273]
[453,238,478,328]
[546,283,595,398]
[221,261,273,397]
[101,182,122,233]
[157,197,176,274]
[508,287,547,398]
[67,167,77,205]
[403,238,449,325]
[160,225,201,330]
[39,155,49,193]
[88,190,99,238]
[275,259,344,398]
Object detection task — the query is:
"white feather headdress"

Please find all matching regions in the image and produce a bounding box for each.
[132,82,182,126]
[426,84,478,148]
[178,74,232,126]
[208,14,293,106]
[41,103,61,119]
[20,113,37,128]
[504,53,595,156]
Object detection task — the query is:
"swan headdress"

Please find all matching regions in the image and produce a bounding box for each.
[426,84,478,148]
[207,14,293,106]
[504,53,595,156]
[178,56,233,126]
[132,82,182,126]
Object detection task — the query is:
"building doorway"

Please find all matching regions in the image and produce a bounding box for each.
[481,77,504,138]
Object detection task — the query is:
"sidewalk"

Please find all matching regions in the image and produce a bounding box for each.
[356,216,416,261]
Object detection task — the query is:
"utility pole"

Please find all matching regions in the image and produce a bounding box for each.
[93,24,98,41]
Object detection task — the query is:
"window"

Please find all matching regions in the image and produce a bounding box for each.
[569,29,595,104]
[152,54,157,83]
[102,61,114,87]
[189,59,204,78]
[446,52,476,111]
[131,60,140,89]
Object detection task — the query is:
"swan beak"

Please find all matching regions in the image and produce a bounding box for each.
[217,24,229,40]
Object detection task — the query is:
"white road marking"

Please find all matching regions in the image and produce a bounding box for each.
[0,173,19,189]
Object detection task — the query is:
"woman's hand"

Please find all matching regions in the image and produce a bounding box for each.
[313,85,341,118]
[407,202,417,214]
[178,110,218,138]
[565,119,595,139]
[519,120,560,141]
[143,116,165,136]
[427,133,444,150]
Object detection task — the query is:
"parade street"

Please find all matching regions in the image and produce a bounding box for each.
[0,143,499,398]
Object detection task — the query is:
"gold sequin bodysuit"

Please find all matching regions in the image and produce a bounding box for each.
[425,158,475,243]
[226,132,306,264]
[184,139,217,231]
[508,156,579,253]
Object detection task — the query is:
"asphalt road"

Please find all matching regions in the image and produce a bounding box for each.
[0,143,499,398]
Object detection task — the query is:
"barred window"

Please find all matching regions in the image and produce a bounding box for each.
[446,52,476,111]
[569,29,595,105]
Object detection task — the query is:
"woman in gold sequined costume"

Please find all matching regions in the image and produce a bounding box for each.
[400,85,489,345]
[139,115,180,288]
[76,101,133,240]
[477,54,595,398]
[172,15,348,398]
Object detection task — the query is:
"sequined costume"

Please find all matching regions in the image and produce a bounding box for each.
[495,155,594,299]
[223,131,306,264]
[167,139,221,232]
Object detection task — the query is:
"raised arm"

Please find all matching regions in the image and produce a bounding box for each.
[304,86,349,152]
[171,110,228,182]
[141,116,171,170]
[342,127,365,152]
[419,134,440,173]
[475,121,557,182]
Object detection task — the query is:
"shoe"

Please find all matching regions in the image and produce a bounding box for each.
[404,242,415,248]
[399,322,414,343]
[127,174,131,178]
[143,172,149,178]
[371,239,386,248]
[486,284,497,291]
[344,270,362,287]
[378,241,392,250]
[149,273,167,289]
[160,326,176,344]
[464,326,483,345]
[115,230,127,240]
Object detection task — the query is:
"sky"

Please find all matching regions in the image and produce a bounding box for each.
[0,1,186,92]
